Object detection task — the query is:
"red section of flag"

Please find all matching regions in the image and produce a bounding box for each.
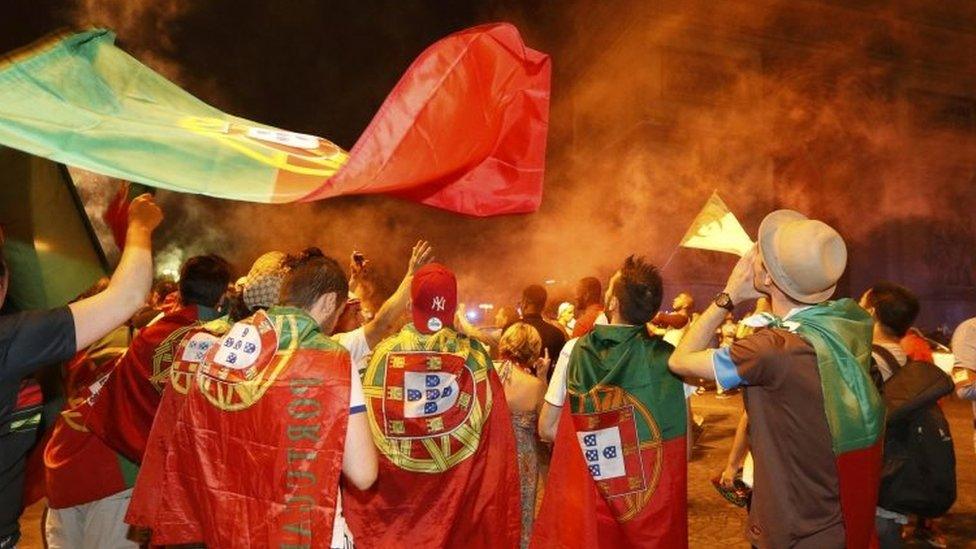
[126,325,220,533]
[531,405,688,549]
[84,305,201,463]
[102,182,129,249]
[344,370,521,548]
[836,443,882,549]
[44,342,134,509]
[155,346,350,548]
[301,23,551,216]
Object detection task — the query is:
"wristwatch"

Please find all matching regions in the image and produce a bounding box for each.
[713,292,735,312]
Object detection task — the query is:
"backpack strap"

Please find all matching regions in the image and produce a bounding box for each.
[872,344,903,375]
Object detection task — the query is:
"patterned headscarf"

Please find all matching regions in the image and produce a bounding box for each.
[242,251,290,310]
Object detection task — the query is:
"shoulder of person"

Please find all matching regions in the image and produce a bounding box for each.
[732,328,803,361]
[302,330,349,354]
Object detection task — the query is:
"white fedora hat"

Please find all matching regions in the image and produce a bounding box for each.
[757,210,847,304]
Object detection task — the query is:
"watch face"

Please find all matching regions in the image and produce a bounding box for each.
[715,293,733,309]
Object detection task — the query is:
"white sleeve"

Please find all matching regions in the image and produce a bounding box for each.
[349,360,366,414]
[336,327,371,377]
[544,338,577,407]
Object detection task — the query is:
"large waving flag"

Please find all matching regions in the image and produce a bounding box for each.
[0,24,550,216]
[679,191,754,256]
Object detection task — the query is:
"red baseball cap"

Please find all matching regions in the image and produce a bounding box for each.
[411,263,457,334]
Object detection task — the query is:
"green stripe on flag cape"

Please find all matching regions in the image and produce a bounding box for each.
[568,325,686,440]
[783,299,883,454]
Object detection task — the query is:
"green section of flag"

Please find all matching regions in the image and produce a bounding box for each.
[0,30,347,204]
[791,299,884,454]
[567,325,687,442]
[0,146,106,310]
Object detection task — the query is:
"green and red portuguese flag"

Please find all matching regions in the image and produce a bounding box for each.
[532,325,688,548]
[0,23,549,215]
[789,300,883,549]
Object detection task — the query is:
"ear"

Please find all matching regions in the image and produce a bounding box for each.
[313,292,338,319]
[607,294,619,313]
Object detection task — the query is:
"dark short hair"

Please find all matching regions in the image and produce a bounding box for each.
[522,284,548,310]
[179,255,232,308]
[864,282,919,338]
[280,254,349,310]
[576,277,602,308]
[613,256,663,325]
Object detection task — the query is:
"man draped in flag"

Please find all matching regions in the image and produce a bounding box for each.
[534,256,688,548]
[83,255,232,464]
[122,316,229,544]
[343,263,522,548]
[42,302,136,548]
[156,252,377,548]
[669,210,883,548]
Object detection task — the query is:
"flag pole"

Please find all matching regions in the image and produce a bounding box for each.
[659,244,681,271]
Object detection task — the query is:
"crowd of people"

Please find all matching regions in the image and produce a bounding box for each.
[1,196,974,548]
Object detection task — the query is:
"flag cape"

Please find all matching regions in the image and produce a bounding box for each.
[156,308,351,548]
[83,304,213,463]
[679,191,754,256]
[43,326,137,509]
[125,318,229,536]
[344,324,521,548]
[532,325,688,549]
[787,300,883,548]
[0,24,550,215]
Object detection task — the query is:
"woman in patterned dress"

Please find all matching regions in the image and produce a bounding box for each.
[495,323,549,548]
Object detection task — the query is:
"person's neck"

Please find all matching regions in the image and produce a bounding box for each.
[608,311,633,326]
[873,325,901,346]
[522,308,542,317]
[768,290,810,318]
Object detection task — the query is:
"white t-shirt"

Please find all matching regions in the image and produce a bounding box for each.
[330,328,370,548]
[544,337,578,407]
[871,342,907,383]
[336,327,372,380]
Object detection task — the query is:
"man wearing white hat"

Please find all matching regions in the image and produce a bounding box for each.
[669,210,884,549]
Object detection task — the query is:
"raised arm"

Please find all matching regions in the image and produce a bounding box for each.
[361,240,433,348]
[69,194,162,350]
[669,247,760,380]
[342,409,378,490]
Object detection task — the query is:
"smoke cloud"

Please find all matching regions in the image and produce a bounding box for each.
[67,1,976,328]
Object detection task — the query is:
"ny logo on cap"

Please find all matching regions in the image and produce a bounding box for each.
[431,296,447,311]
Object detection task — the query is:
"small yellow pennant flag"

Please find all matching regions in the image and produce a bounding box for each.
[679,191,754,256]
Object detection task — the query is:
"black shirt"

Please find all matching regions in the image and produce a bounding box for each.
[521,313,567,381]
[0,307,76,542]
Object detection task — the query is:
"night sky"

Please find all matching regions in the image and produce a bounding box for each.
[3,1,975,329]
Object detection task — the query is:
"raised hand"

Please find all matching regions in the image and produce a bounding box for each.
[127,193,163,233]
[723,245,762,304]
[408,240,434,275]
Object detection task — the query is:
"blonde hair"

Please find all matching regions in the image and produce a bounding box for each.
[498,322,542,366]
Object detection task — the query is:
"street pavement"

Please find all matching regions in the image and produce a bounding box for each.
[17,391,976,547]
